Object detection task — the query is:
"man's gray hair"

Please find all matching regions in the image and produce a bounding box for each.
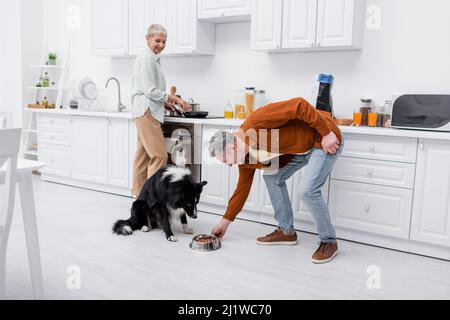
[146,24,168,37]
[208,130,235,158]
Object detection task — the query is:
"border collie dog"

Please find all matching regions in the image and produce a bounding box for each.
[113,166,207,242]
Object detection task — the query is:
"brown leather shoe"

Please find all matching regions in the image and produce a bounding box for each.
[311,242,338,264]
[256,229,297,246]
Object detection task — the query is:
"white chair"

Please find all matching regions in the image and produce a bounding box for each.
[0,128,21,298]
[0,112,12,128]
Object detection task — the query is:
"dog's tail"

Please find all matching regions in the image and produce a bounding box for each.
[112,200,149,236]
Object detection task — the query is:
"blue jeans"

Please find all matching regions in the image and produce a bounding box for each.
[263,146,343,243]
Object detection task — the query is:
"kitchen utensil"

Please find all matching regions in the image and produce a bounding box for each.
[188,98,201,112]
[189,234,221,252]
[171,85,177,96]
[184,111,209,118]
[173,104,185,116]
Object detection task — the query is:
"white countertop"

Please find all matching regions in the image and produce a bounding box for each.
[30,109,450,141]
[29,108,134,119]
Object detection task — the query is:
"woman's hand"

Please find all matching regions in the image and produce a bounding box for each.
[211,218,232,241]
[168,95,189,111]
[321,131,340,155]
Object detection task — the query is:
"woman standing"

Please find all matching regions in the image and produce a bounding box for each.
[131,24,188,197]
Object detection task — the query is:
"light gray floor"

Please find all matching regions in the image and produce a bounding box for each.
[4,176,450,300]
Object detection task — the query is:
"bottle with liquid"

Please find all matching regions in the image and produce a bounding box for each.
[224,99,234,119]
[42,72,50,87]
[42,96,49,108]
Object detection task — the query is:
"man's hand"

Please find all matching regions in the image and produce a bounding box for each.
[211,218,231,241]
[321,131,340,155]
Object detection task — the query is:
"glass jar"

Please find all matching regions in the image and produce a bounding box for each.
[245,87,255,117]
[360,98,373,126]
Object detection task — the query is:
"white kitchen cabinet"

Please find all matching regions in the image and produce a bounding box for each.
[316,0,362,48]
[37,113,133,196]
[108,118,130,188]
[70,116,108,184]
[198,0,251,22]
[251,0,283,50]
[129,0,173,55]
[95,0,215,57]
[329,180,413,239]
[411,140,450,248]
[91,0,129,56]
[282,0,317,49]
[38,144,70,178]
[251,0,365,51]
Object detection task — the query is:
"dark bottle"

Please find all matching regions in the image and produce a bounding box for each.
[316,74,334,114]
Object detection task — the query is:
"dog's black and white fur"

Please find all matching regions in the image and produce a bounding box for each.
[112,166,207,242]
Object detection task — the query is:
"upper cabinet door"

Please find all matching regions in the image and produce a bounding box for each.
[91,0,129,56]
[251,0,283,50]
[172,0,197,54]
[129,0,173,56]
[316,0,355,47]
[282,0,318,49]
[129,0,148,55]
[198,0,250,22]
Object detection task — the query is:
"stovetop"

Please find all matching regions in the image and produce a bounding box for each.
[166,116,225,119]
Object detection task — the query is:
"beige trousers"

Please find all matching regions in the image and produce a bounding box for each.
[132,111,168,197]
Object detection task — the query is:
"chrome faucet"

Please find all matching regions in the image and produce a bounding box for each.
[106,77,126,112]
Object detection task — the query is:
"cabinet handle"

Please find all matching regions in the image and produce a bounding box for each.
[364,205,370,212]
[367,169,373,176]
[311,43,315,47]
[369,145,375,151]
[276,44,280,49]
[317,43,322,47]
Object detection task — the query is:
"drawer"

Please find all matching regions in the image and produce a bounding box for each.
[331,157,416,189]
[342,134,417,163]
[38,144,70,177]
[38,131,70,146]
[37,114,70,132]
[329,180,413,239]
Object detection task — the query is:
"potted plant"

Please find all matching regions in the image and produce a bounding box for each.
[47,52,57,65]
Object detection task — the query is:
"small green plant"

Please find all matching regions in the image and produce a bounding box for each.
[47,52,57,65]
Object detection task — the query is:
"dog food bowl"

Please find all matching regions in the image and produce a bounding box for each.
[189,234,221,252]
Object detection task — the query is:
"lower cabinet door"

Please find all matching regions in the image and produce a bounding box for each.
[329,180,413,239]
[411,140,450,247]
[70,116,108,184]
[108,118,129,188]
[39,144,70,177]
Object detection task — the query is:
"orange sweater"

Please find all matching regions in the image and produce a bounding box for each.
[223,97,342,222]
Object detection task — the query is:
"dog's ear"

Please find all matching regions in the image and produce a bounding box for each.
[196,181,208,193]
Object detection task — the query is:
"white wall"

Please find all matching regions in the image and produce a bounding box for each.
[0,0,22,127]
[41,0,450,118]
